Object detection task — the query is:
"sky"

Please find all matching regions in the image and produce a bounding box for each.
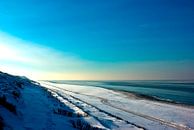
[0,0,194,80]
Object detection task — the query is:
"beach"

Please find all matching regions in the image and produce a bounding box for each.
[40,81,194,130]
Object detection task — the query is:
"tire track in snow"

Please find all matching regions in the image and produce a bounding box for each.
[100,99,192,130]
[48,88,144,130]
[42,83,145,130]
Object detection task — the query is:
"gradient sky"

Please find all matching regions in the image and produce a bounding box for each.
[0,0,194,80]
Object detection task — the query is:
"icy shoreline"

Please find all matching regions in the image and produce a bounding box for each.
[40,81,194,130]
[47,80,194,106]
[115,90,194,109]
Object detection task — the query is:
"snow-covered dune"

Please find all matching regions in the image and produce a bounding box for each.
[0,72,106,130]
[40,81,194,130]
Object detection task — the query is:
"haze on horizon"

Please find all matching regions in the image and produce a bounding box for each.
[0,0,194,80]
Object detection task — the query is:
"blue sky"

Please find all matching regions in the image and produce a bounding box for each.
[0,0,194,80]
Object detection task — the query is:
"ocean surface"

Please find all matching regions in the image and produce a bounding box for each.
[48,80,194,106]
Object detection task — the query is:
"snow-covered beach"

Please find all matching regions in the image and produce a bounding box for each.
[40,81,194,130]
[1,72,194,130]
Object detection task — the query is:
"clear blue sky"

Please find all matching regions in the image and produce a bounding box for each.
[0,0,194,80]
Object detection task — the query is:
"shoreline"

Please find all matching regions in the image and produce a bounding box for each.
[114,89,194,108]
[46,81,194,108]
[40,81,194,130]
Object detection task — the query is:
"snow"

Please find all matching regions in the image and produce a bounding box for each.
[1,71,194,130]
[0,72,105,130]
[40,81,194,130]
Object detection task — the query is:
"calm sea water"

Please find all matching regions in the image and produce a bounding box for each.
[49,80,194,106]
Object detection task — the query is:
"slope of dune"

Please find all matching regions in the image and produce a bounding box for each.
[0,72,106,130]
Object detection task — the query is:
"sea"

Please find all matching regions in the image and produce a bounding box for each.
[48,80,194,106]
